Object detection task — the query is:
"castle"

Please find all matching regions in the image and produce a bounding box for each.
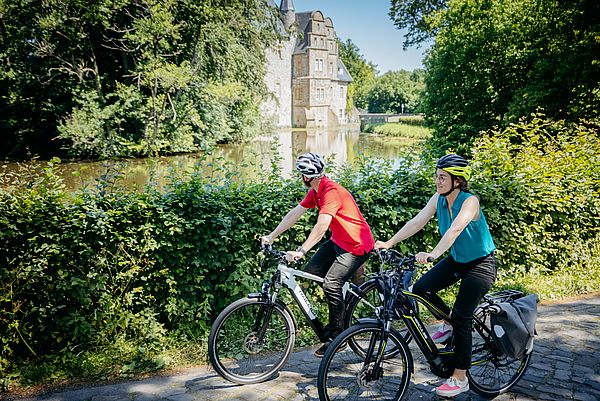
[261,0,354,128]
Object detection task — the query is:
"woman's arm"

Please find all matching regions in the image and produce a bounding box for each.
[375,194,438,249]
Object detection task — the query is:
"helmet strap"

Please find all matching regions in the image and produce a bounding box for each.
[302,175,314,188]
[440,176,460,197]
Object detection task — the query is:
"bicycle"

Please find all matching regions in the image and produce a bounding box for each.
[317,252,533,400]
[208,244,399,384]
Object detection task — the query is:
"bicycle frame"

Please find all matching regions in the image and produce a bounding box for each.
[377,286,499,377]
[253,259,376,342]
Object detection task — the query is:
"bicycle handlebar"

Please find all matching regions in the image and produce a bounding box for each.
[375,248,416,271]
[261,243,286,259]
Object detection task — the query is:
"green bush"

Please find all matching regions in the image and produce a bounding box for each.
[470,114,600,293]
[1,115,598,387]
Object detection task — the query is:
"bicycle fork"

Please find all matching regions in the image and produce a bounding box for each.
[360,320,393,384]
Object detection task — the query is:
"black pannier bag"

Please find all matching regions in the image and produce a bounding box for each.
[490,293,539,359]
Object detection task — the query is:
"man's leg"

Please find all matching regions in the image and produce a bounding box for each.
[304,239,336,278]
[323,245,370,337]
[351,263,366,285]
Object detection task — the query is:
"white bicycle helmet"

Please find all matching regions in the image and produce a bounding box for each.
[295,152,325,178]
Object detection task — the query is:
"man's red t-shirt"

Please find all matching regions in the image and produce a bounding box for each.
[300,176,374,256]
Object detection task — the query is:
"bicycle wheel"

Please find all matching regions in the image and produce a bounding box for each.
[318,322,413,401]
[208,297,296,384]
[468,311,532,397]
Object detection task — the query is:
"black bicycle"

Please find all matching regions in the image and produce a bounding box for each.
[317,251,532,400]
[208,245,406,384]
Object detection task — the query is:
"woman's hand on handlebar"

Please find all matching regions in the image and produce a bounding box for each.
[415,252,435,264]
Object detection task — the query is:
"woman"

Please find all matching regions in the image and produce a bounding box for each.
[375,154,497,398]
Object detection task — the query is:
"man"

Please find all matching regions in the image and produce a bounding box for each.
[262,152,374,357]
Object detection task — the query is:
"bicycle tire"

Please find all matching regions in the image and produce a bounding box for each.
[317,322,413,401]
[468,311,532,397]
[208,297,296,384]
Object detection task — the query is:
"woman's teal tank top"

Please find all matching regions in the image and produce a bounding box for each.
[436,191,496,263]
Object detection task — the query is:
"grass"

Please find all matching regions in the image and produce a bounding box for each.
[361,120,432,139]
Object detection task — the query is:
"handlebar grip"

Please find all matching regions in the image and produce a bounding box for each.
[426,256,435,263]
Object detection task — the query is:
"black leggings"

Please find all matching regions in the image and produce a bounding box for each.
[304,239,370,338]
[412,253,497,369]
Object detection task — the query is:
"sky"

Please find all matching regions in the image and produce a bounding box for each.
[291,0,430,73]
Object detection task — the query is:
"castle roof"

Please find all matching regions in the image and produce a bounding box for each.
[280,0,295,12]
[293,12,312,54]
[337,59,353,83]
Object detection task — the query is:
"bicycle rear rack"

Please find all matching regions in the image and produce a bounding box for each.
[484,289,524,303]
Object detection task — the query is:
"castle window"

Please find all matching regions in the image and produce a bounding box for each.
[329,62,333,74]
[315,87,326,101]
[339,87,344,99]
[315,58,324,72]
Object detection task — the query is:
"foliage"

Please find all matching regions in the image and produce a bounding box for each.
[389,0,447,49]
[1,115,599,389]
[0,0,284,159]
[366,70,426,114]
[470,115,600,284]
[420,0,600,154]
[337,39,378,111]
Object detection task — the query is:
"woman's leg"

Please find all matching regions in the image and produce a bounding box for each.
[451,254,497,371]
[412,256,461,316]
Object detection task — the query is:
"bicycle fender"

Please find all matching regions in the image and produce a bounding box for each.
[248,292,268,300]
[357,317,379,325]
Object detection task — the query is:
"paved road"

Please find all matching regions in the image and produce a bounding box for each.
[6,296,600,401]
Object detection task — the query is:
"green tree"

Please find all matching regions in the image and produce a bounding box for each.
[337,38,378,111]
[366,70,425,114]
[0,0,284,159]
[389,0,447,49]
[419,0,600,153]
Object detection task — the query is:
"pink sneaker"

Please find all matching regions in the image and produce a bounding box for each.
[435,377,469,397]
[432,323,453,343]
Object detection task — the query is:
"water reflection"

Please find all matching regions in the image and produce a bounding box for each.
[1,127,423,193]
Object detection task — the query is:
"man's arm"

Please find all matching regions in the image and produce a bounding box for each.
[287,213,332,261]
[262,204,308,244]
[301,213,333,252]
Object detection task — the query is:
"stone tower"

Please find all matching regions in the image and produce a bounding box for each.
[280,0,295,29]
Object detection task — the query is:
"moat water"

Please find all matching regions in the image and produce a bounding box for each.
[2,126,424,193]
